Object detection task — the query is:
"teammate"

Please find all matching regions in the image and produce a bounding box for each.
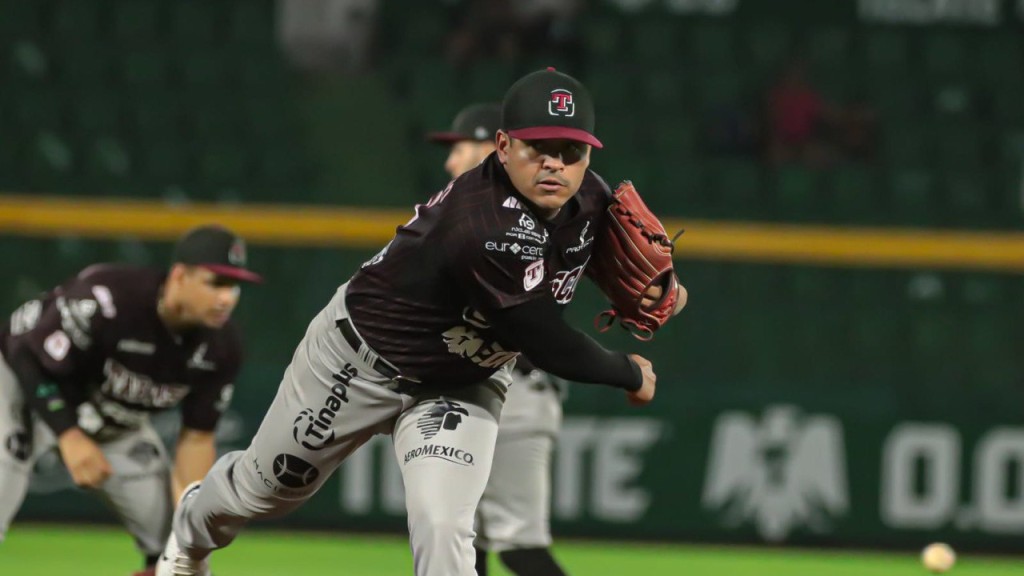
[0,225,260,576]
[428,102,568,576]
[157,68,686,576]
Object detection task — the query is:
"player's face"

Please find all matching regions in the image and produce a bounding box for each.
[445,141,495,179]
[178,266,241,328]
[496,132,590,219]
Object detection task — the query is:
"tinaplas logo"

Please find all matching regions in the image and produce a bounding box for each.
[702,404,848,542]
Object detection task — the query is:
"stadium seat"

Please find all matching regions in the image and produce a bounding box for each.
[632,18,680,61]
[829,165,881,224]
[772,165,820,220]
[921,32,968,80]
[580,15,625,58]
[118,49,170,89]
[805,26,852,77]
[113,0,162,44]
[55,42,115,89]
[931,121,985,168]
[887,165,938,226]
[69,89,123,138]
[744,21,792,84]
[168,0,221,48]
[862,29,911,75]
[940,169,993,226]
[52,0,102,42]
[706,158,763,219]
[691,23,737,70]
[976,33,1023,92]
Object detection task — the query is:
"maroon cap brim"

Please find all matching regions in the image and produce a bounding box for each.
[201,264,263,284]
[426,131,471,144]
[507,126,603,149]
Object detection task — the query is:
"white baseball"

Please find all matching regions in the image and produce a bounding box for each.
[921,542,956,573]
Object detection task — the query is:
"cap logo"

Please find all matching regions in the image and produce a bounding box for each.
[228,239,247,266]
[549,89,574,117]
[474,126,488,140]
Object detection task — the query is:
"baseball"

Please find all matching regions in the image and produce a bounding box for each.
[921,542,956,573]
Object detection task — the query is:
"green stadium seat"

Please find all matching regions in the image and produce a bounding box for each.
[188,102,241,142]
[197,141,249,187]
[829,165,881,224]
[56,43,115,88]
[580,15,625,58]
[138,141,191,189]
[0,0,42,39]
[241,96,295,143]
[887,166,938,226]
[787,267,839,303]
[745,22,793,83]
[179,50,230,89]
[644,114,698,160]
[772,165,820,220]
[805,26,851,76]
[651,161,703,214]
[994,168,1024,226]
[129,96,182,140]
[699,73,744,110]
[632,18,680,61]
[583,62,634,109]
[921,32,968,80]
[991,83,1024,126]
[118,50,169,89]
[7,40,49,84]
[862,29,911,74]
[641,69,689,110]
[867,82,919,121]
[69,89,123,138]
[13,89,63,132]
[931,121,985,168]
[465,59,516,103]
[927,81,975,117]
[691,23,737,70]
[976,34,1023,92]
[113,0,162,43]
[169,0,221,48]
[52,0,102,42]
[1000,131,1024,169]
[882,123,929,166]
[237,52,290,90]
[80,136,133,195]
[940,169,993,226]
[706,158,763,218]
[27,131,76,193]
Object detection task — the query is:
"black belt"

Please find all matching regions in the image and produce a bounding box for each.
[336,318,402,381]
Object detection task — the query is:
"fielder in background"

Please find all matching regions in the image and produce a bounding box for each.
[428,102,569,576]
[0,225,260,576]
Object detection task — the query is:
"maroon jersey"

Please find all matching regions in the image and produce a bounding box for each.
[0,265,241,433]
[346,153,609,386]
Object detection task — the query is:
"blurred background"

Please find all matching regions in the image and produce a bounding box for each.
[2,0,1024,569]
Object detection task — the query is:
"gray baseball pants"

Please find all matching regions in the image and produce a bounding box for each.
[171,283,511,576]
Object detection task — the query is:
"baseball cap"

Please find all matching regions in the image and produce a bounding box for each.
[501,67,602,149]
[172,225,263,283]
[426,103,501,144]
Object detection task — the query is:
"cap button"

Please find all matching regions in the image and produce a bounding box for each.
[546,66,556,71]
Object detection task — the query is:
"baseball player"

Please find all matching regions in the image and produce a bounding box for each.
[0,225,260,576]
[428,102,568,576]
[157,68,686,576]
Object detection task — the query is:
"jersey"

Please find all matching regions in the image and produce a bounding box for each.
[0,264,242,436]
[346,152,609,387]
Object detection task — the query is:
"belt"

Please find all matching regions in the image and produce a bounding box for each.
[336,318,401,379]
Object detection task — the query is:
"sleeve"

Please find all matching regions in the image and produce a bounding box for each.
[488,296,642,391]
[6,276,115,435]
[179,339,241,432]
[446,213,550,312]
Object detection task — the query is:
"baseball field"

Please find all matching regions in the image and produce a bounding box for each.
[1,524,1020,575]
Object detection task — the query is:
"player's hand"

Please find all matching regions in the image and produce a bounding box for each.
[57,427,112,488]
[627,354,656,406]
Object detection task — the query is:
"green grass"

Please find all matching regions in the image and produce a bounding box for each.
[1,524,1021,575]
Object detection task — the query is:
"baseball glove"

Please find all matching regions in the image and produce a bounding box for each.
[589,181,681,341]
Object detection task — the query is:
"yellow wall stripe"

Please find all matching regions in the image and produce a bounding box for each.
[0,195,1021,272]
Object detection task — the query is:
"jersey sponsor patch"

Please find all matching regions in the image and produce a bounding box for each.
[484,239,544,261]
[43,330,71,361]
[501,196,523,210]
[8,299,42,335]
[56,296,96,349]
[565,220,594,254]
[505,214,548,245]
[523,259,545,291]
